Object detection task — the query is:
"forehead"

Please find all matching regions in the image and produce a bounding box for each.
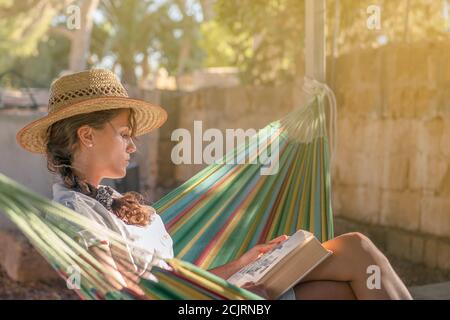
[110,109,130,128]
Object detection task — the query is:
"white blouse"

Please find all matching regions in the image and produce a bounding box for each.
[51,182,174,275]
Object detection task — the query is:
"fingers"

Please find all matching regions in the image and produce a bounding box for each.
[242,281,256,288]
[248,235,289,260]
[254,235,288,255]
[268,235,289,244]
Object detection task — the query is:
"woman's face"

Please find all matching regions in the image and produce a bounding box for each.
[84,109,137,179]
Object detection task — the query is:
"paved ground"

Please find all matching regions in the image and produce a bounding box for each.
[409,282,450,300]
[0,266,78,299]
[0,252,449,300]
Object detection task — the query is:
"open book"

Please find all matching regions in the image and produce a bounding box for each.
[227,230,333,299]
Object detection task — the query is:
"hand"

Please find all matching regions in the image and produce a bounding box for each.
[237,235,289,268]
[242,282,272,300]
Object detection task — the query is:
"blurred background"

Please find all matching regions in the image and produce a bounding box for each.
[0,0,449,299]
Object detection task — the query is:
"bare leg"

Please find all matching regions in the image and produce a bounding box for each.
[294,280,356,300]
[296,232,412,300]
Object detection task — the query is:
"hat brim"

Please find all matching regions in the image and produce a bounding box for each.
[16,96,168,154]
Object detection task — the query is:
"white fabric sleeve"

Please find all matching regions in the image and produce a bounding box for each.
[52,198,111,250]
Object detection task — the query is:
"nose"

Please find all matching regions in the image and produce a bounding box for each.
[126,138,137,154]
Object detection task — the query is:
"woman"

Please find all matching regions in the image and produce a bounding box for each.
[17,69,412,300]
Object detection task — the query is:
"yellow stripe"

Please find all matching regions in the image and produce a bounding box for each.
[159,166,221,212]
[157,272,211,300]
[296,142,312,230]
[200,176,267,268]
[176,169,245,258]
[176,129,284,259]
[169,261,244,300]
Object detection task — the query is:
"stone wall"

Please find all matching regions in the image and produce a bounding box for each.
[329,42,450,270]
[0,110,55,230]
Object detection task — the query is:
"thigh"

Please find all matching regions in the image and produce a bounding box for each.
[293,280,356,300]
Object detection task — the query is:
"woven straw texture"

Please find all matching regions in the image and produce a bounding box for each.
[16,69,167,153]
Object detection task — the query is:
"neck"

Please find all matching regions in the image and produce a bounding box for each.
[72,154,102,188]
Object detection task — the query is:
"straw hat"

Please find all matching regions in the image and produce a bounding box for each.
[16,69,167,153]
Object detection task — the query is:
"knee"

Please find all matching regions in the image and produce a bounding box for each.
[340,232,371,246]
[337,232,370,247]
[337,232,388,264]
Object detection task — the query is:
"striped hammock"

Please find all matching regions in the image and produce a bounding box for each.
[0,85,336,300]
[156,93,335,269]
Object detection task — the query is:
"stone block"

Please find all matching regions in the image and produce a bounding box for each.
[422,155,448,192]
[423,238,438,269]
[414,87,440,120]
[335,54,358,85]
[337,152,380,187]
[408,154,426,191]
[380,190,421,231]
[0,231,59,283]
[418,117,444,156]
[420,196,450,238]
[380,154,410,190]
[347,87,380,117]
[410,236,425,264]
[440,123,450,158]
[357,49,381,85]
[395,43,431,85]
[334,186,380,224]
[436,240,450,271]
[385,86,417,118]
[386,230,411,260]
[380,119,419,155]
[337,116,361,154]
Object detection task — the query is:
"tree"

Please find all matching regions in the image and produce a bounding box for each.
[91,0,204,86]
[0,0,100,76]
[205,0,449,85]
[0,0,68,58]
[211,0,305,85]
[51,0,100,71]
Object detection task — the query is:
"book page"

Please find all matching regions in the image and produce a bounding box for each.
[227,230,311,287]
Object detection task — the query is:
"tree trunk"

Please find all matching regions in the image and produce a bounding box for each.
[120,58,138,86]
[199,0,216,21]
[68,0,100,71]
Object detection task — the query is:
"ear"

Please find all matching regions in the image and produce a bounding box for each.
[77,125,95,148]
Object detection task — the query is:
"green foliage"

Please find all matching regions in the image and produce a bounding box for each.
[207,0,449,85]
[1,0,449,88]
[0,0,68,70]
[212,0,305,85]
[199,20,239,68]
[326,0,448,55]
[0,35,70,88]
[92,0,204,84]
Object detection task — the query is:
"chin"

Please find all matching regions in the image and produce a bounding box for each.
[119,170,127,178]
[108,169,127,179]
